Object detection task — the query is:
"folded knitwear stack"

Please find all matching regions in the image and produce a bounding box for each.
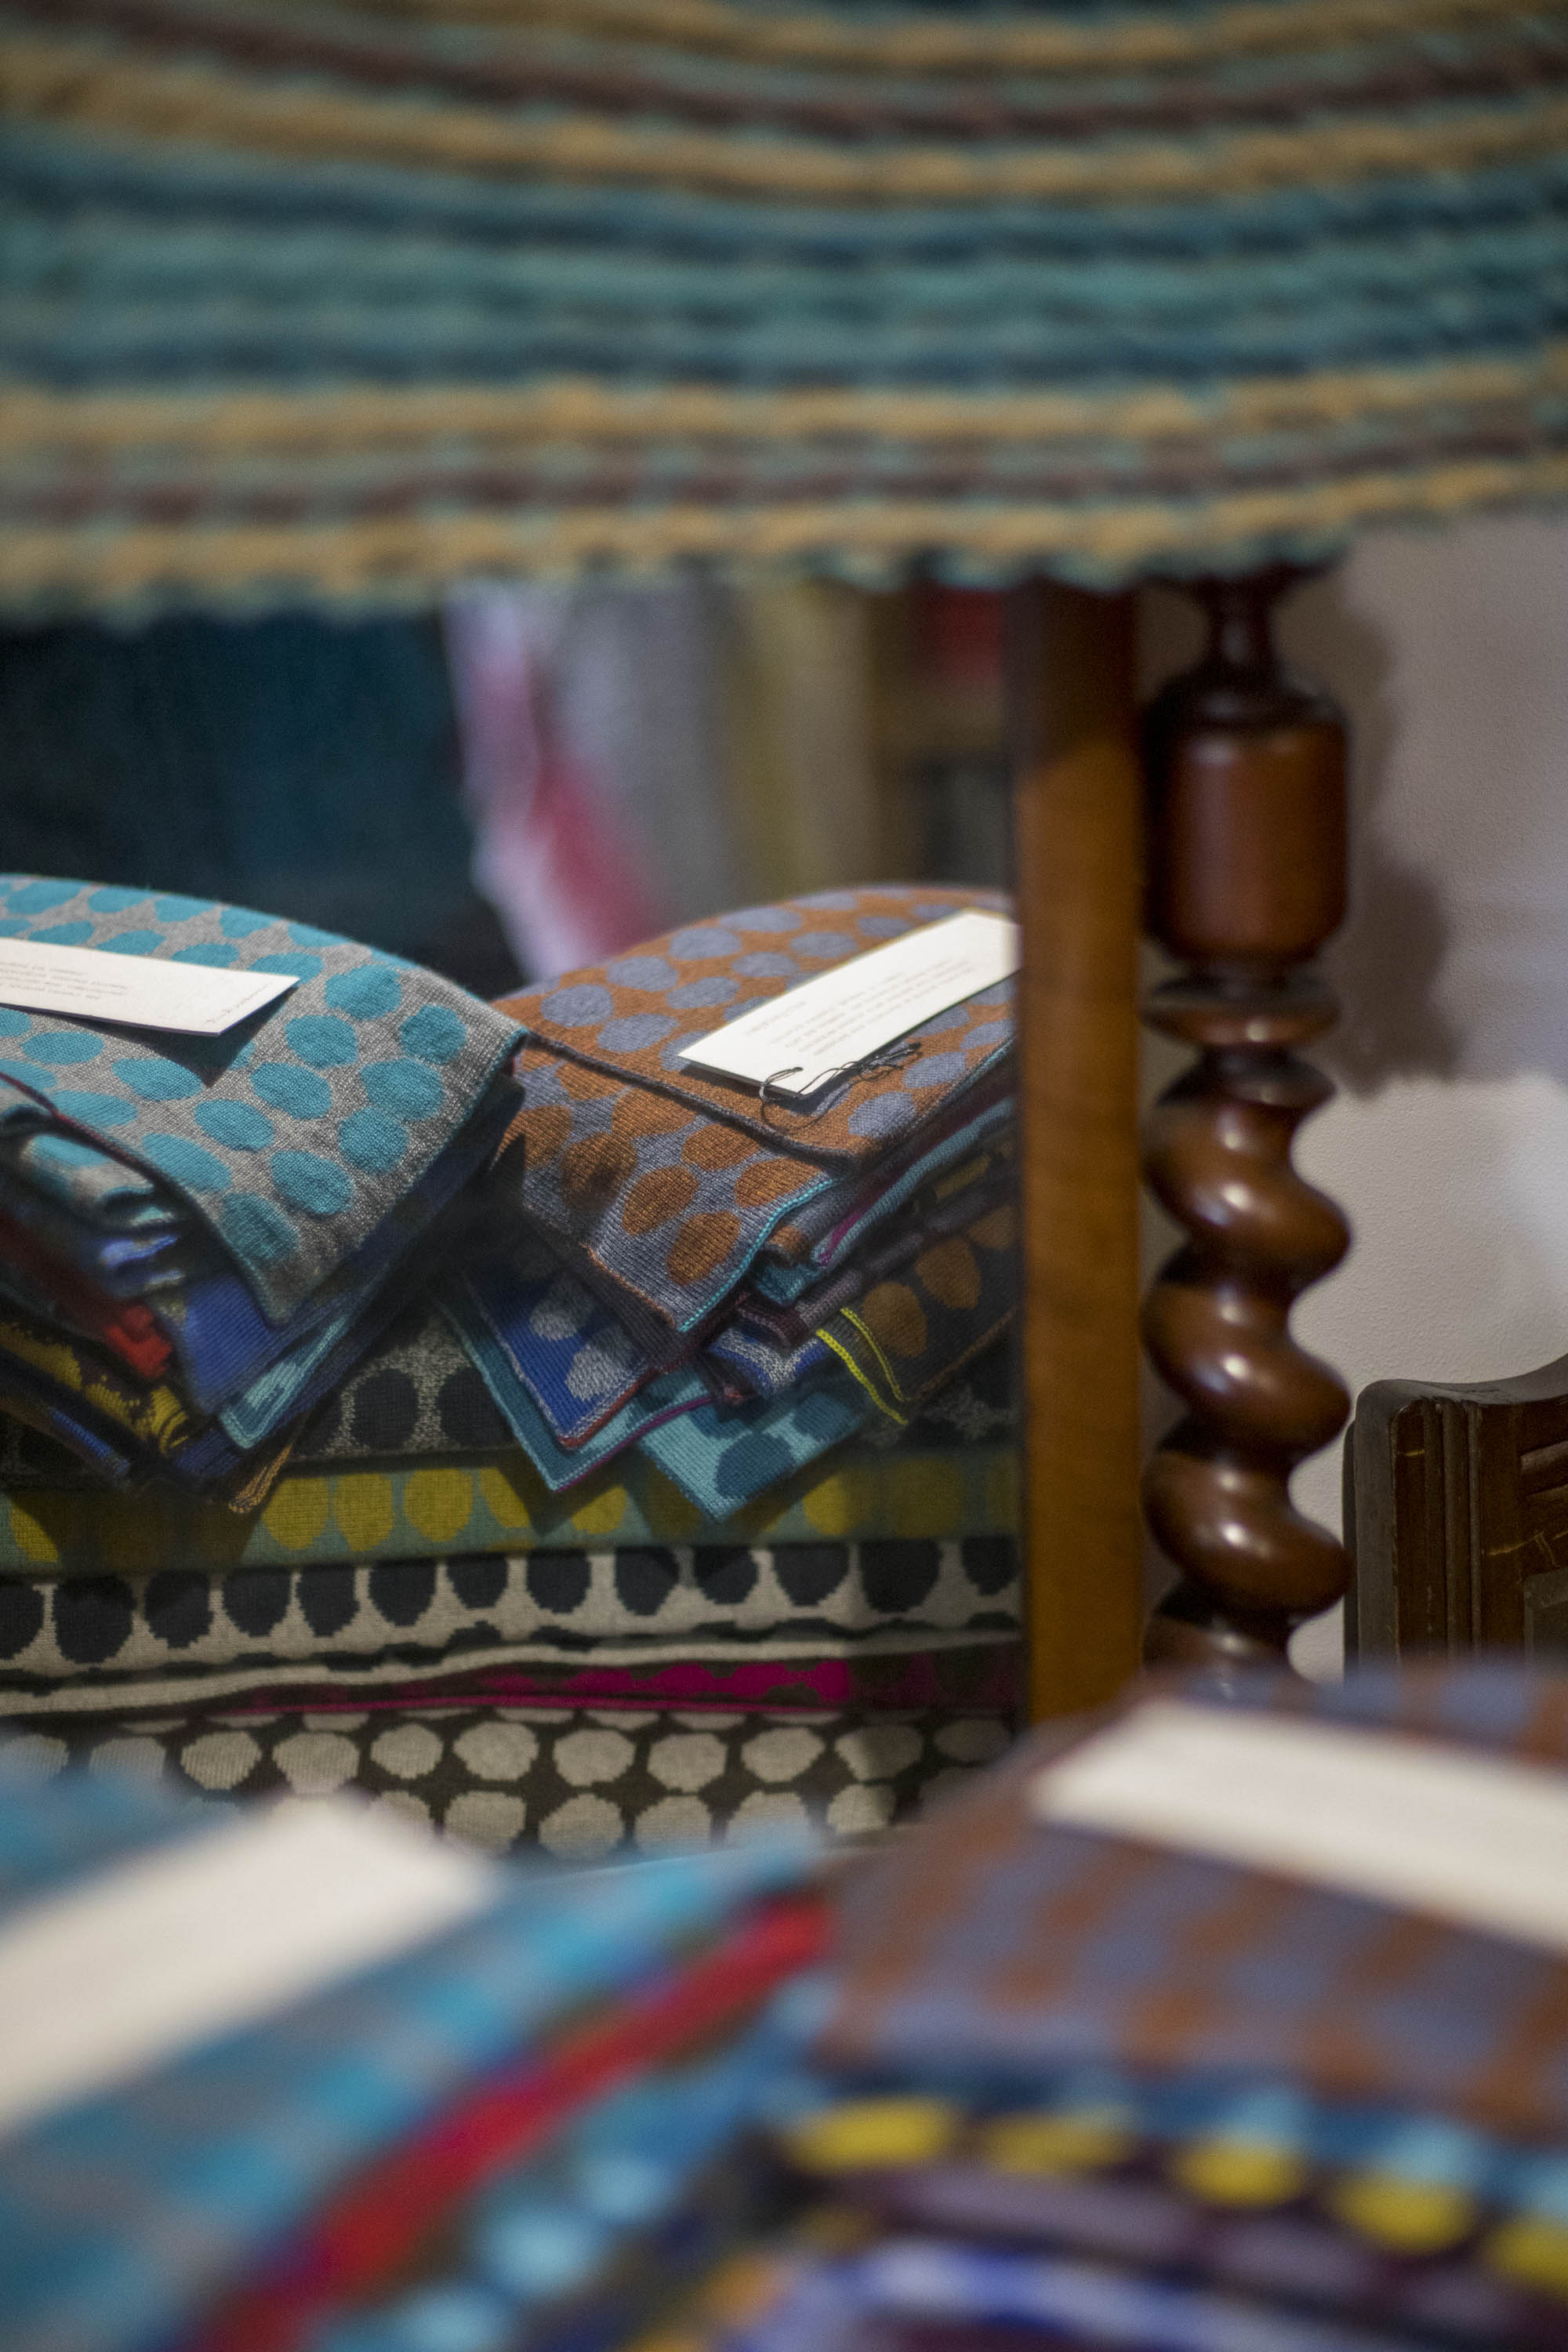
[771,1662,1568,2352]
[0,877,1022,1849]
[21,1661,1568,2352]
[0,1758,829,2352]
[456,880,1016,1521]
[0,874,524,1497]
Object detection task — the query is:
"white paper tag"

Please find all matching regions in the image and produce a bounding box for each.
[0,1798,495,2137]
[678,909,1018,1099]
[1033,1699,1568,1957]
[0,937,297,1038]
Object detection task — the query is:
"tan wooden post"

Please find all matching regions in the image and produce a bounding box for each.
[1008,583,1145,1719]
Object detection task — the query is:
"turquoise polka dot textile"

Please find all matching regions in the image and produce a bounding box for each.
[638,1365,876,1518]
[0,878,522,1321]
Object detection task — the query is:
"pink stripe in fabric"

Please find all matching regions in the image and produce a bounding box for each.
[215,1646,1022,1717]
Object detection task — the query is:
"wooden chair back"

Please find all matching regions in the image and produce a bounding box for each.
[1347,1356,1568,1658]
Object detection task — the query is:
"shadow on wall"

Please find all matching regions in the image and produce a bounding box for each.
[1277,569,1461,1096]
[1139,565,1462,1099]
[1288,516,1568,1098]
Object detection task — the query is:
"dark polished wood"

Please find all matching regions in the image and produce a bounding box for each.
[1140,571,1353,1668]
[1007,581,1144,1718]
[1348,1355,1568,1660]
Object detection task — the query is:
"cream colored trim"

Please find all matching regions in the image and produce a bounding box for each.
[5,448,1568,602]
[6,347,1568,460]
[266,0,1549,79]
[6,31,1568,201]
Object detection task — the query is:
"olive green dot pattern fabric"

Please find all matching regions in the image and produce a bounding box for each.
[0,1431,1021,1577]
[0,875,522,1320]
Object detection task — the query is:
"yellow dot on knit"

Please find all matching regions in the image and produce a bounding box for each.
[980,2107,1135,2178]
[108,1500,191,1577]
[800,1466,862,1537]
[478,1461,541,1532]
[142,1503,246,1580]
[1485,2215,1568,2300]
[569,1480,632,1538]
[260,1478,331,1553]
[330,1472,395,1554]
[637,1466,704,1541]
[1329,2172,1477,2253]
[1169,2136,1308,2208]
[785,2099,958,2174]
[401,1469,474,1544]
[4,1497,58,1565]
[985,1446,1021,1534]
[887,1457,963,1539]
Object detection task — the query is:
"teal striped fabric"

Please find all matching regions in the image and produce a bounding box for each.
[5,0,1568,612]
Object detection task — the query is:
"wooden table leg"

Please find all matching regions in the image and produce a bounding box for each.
[1008,581,1143,1718]
[1140,568,1352,1668]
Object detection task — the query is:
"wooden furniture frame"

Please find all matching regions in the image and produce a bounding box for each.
[1013,568,1354,1710]
[1347,1357,1568,1661]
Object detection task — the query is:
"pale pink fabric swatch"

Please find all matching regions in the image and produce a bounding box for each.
[444,591,661,980]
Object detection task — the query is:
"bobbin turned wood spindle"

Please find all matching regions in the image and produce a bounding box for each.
[1140,570,1352,1671]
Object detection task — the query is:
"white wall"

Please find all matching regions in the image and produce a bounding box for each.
[1160,516,1568,1673]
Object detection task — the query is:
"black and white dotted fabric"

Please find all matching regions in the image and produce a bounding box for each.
[291,1305,510,1460]
[0,1537,1021,1714]
[0,1702,1014,1854]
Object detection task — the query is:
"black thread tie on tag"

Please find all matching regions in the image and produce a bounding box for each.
[757,1037,921,1129]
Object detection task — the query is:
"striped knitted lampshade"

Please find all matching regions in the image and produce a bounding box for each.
[4,0,1568,615]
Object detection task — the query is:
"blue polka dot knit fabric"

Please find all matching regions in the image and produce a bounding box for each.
[0,878,522,1322]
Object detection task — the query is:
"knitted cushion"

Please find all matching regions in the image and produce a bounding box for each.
[0,1432,1018,1577]
[824,1661,1568,2149]
[0,876,521,1316]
